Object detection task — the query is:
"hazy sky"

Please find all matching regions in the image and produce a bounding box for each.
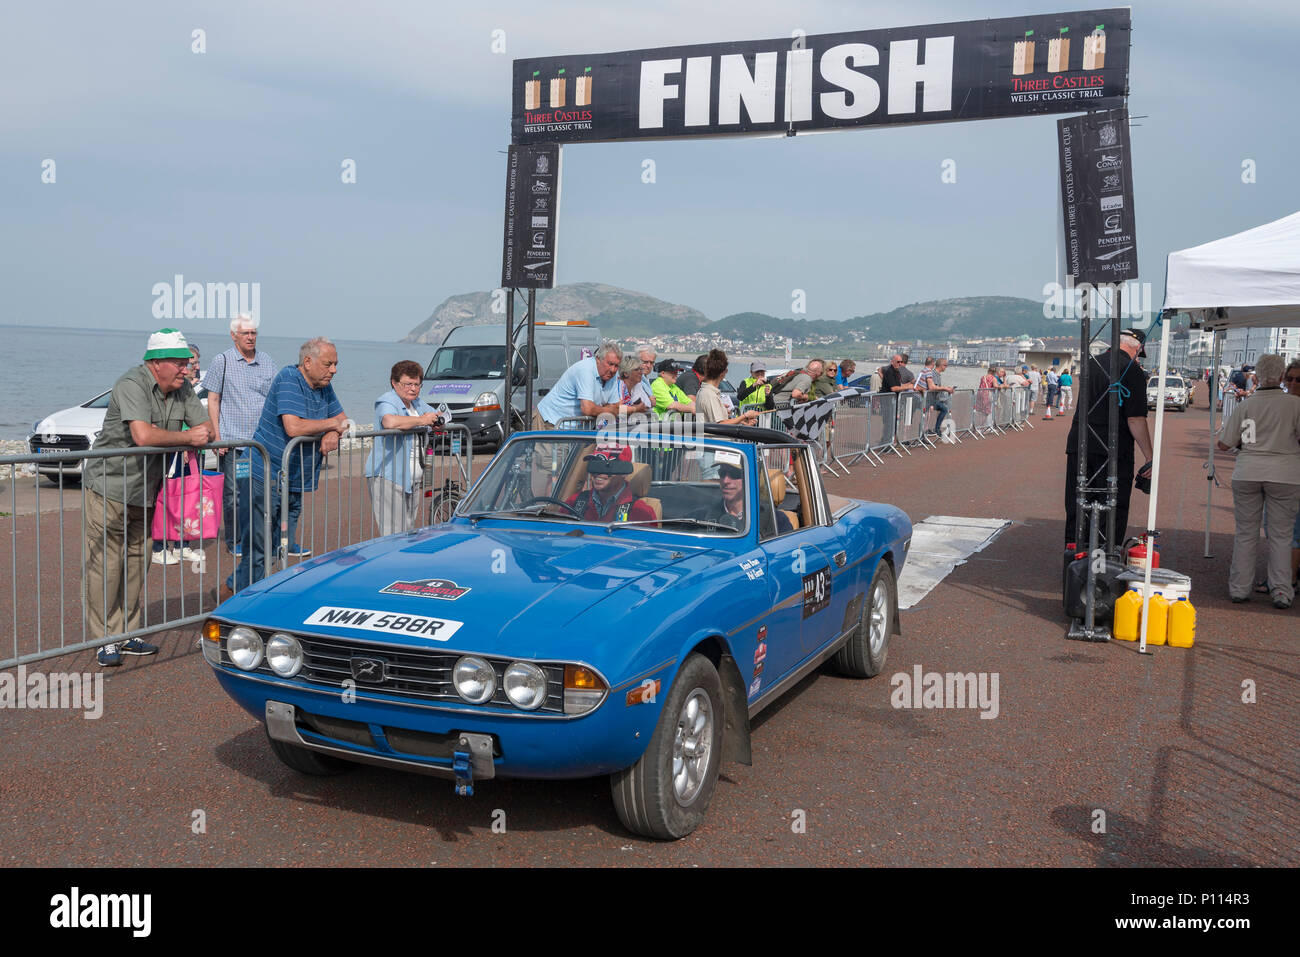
[3,0,1298,340]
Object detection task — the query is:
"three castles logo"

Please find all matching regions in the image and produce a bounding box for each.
[522,65,595,135]
[1010,24,1108,102]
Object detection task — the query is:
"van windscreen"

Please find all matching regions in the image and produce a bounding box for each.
[425,345,507,381]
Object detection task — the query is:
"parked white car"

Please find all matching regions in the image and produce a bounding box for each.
[27,390,112,482]
[1147,375,1189,412]
[28,389,210,483]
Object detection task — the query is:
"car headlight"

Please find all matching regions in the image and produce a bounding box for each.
[474,392,500,412]
[227,626,264,671]
[503,661,548,710]
[453,656,496,704]
[265,633,304,678]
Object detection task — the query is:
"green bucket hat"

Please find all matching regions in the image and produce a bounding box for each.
[143,328,194,360]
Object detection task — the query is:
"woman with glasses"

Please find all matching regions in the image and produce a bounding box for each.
[617,354,652,416]
[365,360,443,536]
[1216,354,1300,608]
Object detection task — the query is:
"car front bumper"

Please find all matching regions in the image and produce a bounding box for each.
[214,664,654,780]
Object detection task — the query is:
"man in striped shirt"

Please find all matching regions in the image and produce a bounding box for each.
[203,314,278,554]
[222,337,348,597]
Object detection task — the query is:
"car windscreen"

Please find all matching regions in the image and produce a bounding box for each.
[1149,378,1184,388]
[458,434,752,535]
[425,345,507,381]
[83,391,112,409]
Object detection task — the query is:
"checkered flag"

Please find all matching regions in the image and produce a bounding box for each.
[776,387,870,443]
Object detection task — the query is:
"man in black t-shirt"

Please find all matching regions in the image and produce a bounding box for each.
[1064,330,1154,552]
[877,353,914,445]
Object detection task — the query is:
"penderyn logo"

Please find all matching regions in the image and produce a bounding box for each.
[890,664,999,719]
[151,274,260,321]
[0,666,103,719]
[49,887,151,937]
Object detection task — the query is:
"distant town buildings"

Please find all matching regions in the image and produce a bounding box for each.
[1222,325,1299,367]
[643,330,1087,369]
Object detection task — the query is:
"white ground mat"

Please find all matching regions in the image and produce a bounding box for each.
[896,516,1011,609]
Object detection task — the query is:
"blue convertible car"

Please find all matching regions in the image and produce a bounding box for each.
[203,424,911,839]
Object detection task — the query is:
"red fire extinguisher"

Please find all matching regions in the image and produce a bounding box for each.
[1126,535,1160,571]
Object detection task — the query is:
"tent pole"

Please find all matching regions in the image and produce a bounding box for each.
[1138,310,1173,655]
[1204,325,1222,557]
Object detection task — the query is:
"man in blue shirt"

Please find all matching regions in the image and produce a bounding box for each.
[202,313,278,555]
[533,342,626,428]
[222,337,348,597]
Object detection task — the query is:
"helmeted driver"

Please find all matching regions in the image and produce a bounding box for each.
[566,444,657,524]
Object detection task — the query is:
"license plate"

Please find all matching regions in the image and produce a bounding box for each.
[304,606,463,641]
[44,447,70,453]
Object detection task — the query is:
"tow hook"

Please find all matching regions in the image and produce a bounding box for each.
[452,732,495,796]
[452,750,474,796]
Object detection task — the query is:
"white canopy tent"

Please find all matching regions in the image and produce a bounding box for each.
[1136,210,1300,648]
[1164,210,1300,331]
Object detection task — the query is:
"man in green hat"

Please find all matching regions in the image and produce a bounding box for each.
[84,328,212,666]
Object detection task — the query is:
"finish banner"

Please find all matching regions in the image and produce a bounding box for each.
[511,8,1129,144]
[501,143,561,289]
[1057,108,1138,284]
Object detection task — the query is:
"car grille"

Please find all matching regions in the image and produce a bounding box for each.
[224,630,566,715]
[29,435,92,453]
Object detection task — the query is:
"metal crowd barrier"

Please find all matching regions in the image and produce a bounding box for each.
[895,392,932,452]
[950,389,978,440]
[1219,392,1239,423]
[553,416,597,430]
[278,423,473,571]
[1010,386,1033,430]
[1,440,272,668]
[973,388,1002,436]
[993,386,1016,431]
[829,393,876,468]
[869,393,901,460]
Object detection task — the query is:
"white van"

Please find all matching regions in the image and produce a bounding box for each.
[424,322,603,447]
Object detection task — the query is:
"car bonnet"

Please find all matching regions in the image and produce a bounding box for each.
[216,526,720,657]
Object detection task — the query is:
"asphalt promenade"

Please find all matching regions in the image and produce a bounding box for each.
[1,390,1295,867]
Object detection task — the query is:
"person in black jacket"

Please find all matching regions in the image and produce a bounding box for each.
[1063,330,1154,552]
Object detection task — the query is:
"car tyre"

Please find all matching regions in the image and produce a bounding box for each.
[832,560,896,678]
[610,652,722,840]
[266,729,353,776]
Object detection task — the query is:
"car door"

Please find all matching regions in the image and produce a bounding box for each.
[785,449,858,657]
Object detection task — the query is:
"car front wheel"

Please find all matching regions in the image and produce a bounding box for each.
[832,560,896,678]
[610,652,722,840]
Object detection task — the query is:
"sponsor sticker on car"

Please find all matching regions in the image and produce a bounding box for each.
[379,578,471,600]
[304,606,463,641]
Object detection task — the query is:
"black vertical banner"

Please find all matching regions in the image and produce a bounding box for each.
[1057,108,1137,285]
[501,144,561,289]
